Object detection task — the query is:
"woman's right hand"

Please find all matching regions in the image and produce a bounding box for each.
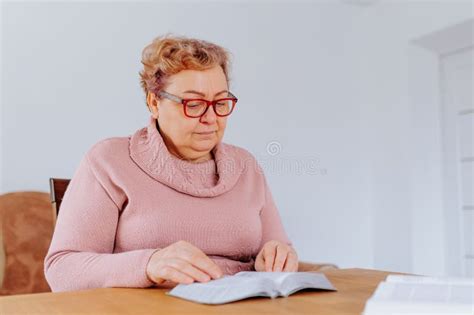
[146,240,223,285]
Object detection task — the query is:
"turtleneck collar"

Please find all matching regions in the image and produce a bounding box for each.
[129,117,244,197]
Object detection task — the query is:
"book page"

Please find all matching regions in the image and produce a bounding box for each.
[278,272,337,297]
[166,272,275,304]
[234,271,294,285]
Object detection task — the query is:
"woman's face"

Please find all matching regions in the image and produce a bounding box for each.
[148,65,230,162]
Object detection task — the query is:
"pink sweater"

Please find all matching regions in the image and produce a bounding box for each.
[44,118,292,292]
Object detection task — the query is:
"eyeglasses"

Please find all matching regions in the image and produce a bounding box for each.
[158,90,238,118]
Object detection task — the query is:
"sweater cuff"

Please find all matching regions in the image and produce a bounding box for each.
[141,248,162,287]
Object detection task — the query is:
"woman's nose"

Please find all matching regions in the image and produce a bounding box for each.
[199,105,217,124]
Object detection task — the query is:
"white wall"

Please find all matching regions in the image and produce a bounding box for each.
[357,1,473,275]
[1,1,374,270]
[1,0,472,275]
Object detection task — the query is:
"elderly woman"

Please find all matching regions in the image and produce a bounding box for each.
[44,35,298,292]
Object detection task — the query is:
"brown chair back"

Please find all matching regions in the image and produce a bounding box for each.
[0,191,54,295]
[49,178,71,216]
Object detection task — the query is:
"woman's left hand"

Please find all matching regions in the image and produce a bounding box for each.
[255,240,299,272]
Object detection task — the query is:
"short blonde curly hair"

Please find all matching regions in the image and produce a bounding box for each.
[139,34,231,102]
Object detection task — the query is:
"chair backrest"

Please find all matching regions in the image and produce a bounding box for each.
[49,178,71,216]
[0,191,54,294]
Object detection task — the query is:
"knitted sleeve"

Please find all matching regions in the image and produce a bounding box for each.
[258,168,293,249]
[44,153,158,292]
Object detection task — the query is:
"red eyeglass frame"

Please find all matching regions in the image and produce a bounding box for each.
[158,91,238,118]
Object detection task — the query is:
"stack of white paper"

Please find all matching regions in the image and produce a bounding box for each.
[363,274,474,315]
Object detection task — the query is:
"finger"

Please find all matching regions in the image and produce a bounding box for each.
[193,255,223,280]
[273,245,288,272]
[283,251,299,272]
[168,258,211,283]
[255,250,265,271]
[181,246,223,279]
[264,245,277,272]
[157,266,194,284]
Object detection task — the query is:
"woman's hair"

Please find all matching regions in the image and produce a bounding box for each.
[139,34,231,103]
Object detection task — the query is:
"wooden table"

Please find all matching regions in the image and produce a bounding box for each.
[0,268,395,314]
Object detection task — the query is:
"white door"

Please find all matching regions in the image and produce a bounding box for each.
[441,47,474,277]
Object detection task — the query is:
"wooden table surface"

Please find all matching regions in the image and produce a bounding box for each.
[0,268,395,314]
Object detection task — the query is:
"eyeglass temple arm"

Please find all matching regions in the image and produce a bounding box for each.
[159,90,237,102]
[158,91,183,103]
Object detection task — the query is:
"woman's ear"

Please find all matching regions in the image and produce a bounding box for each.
[146,92,159,119]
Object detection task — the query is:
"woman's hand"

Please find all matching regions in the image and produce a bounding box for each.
[146,240,223,285]
[255,240,299,272]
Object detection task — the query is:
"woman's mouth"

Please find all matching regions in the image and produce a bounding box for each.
[196,131,215,135]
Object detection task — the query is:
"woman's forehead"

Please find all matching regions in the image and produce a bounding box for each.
[166,66,228,94]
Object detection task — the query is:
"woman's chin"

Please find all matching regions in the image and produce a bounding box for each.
[192,140,217,153]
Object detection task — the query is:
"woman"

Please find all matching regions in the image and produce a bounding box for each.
[44,35,298,292]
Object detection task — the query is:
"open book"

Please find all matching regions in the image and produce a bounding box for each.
[166,271,337,304]
[363,274,474,315]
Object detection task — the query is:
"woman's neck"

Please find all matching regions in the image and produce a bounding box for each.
[157,123,213,163]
